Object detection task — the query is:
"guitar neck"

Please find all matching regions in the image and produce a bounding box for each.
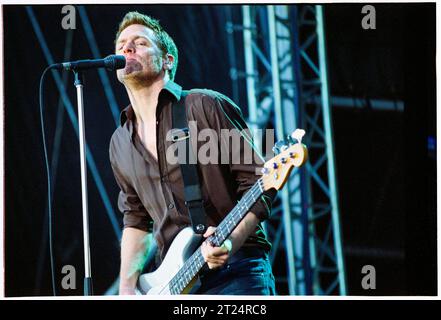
[167,179,265,294]
[208,179,265,246]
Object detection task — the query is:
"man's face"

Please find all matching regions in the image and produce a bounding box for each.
[115,24,164,84]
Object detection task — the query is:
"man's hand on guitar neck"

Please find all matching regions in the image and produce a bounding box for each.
[201,211,260,270]
[201,226,231,269]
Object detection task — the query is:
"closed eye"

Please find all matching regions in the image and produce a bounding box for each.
[116,42,125,51]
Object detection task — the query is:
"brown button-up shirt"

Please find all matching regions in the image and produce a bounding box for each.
[109,81,275,260]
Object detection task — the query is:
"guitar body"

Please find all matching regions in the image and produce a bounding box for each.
[136,227,203,295]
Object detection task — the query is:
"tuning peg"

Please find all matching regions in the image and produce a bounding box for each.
[291,129,306,144]
[272,140,289,155]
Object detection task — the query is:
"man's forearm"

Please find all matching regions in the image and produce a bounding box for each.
[119,227,150,293]
[228,211,260,256]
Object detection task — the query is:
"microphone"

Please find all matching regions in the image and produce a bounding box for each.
[53,55,126,71]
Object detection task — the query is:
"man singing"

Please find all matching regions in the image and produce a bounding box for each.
[109,11,276,295]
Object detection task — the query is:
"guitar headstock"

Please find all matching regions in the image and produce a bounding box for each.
[261,129,308,191]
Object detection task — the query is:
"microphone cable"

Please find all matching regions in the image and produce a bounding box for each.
[39,65,58,296]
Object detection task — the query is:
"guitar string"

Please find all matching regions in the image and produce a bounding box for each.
[174,181,262,287]
[171,179,264,293]
[160,180,263,294]
[159,178,265,294]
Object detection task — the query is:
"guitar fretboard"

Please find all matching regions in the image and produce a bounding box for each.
[165,179,265,294]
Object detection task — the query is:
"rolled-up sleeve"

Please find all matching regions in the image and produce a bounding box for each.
[109,137,153,232]
[202,93,277,221]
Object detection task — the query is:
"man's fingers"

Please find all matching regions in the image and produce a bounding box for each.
[205,252,229,262]
[202,241,229,256]
[205,254,229,269]
[201,242,230,269]
[211,247,229,256]
[203,226,216,238]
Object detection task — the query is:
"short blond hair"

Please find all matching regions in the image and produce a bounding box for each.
[115,11,178,80]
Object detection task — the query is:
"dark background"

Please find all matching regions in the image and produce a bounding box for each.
[3,4,436,296]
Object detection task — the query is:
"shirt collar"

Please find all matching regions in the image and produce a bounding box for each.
[119,80,182,126]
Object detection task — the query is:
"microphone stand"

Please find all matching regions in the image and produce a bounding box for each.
[73,70,93,296]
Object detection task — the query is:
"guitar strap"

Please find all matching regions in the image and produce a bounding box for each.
[171,91,208,235]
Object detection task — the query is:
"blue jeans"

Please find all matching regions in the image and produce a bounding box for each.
[196,248,276,295]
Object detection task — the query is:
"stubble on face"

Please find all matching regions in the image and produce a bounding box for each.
[115,24,165,87]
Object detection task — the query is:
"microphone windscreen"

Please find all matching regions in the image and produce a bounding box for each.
[105,55,126,71]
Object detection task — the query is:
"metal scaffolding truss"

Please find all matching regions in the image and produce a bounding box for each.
[226,4,346,295]
[297,5,346,295]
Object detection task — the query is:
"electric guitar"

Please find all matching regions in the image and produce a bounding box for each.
[135,129,308,295]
